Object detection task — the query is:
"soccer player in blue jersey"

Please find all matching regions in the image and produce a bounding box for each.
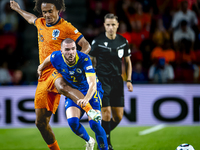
[37,38,108,150]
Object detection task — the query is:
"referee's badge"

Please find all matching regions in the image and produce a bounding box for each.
[118,49,124,58]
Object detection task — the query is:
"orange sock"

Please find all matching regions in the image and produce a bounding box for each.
[48,140,60,150]
[82,103,92,113]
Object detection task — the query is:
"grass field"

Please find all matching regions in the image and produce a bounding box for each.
[1,125,200,150]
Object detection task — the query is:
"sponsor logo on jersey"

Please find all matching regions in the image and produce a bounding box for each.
[104,42,108,46]
[62,69,66,73]
[39,28,44,30]
[69,71,74,75]
[52,29,60,40]
[74,29,78,34]
[86,65,93,70]
[84,58,88,61]
[76,68,82,74]
[118,49,124,58]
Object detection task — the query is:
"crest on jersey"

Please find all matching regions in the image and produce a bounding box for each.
[118,49,124,58]
[76,68,82,74]
[52,29,60,40]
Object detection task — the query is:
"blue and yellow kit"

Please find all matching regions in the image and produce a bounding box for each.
[50,50,103,111]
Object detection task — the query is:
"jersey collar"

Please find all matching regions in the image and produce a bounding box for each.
[62,53,79,67]
[46,17,61,27]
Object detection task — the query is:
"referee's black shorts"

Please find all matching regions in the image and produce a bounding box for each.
[98,75,124,107]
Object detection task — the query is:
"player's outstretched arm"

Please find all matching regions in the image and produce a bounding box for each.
[37,55,51,78]
[77,37,91,54]
[77,75,96,107]
[10,0,37,24]
[124,56,133,92]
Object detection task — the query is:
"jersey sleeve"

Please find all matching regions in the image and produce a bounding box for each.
[64,22,83,44]
[34,18,38,27]
[50,51,62,69]
[82,55,96,77]
[123,39,131,57]
[89,39,99,57]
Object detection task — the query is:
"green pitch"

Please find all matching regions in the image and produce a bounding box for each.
[1,126,200,150]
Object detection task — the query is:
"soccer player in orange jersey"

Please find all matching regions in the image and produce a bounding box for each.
[10,0,100,150]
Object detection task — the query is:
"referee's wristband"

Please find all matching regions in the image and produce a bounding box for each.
[127,80,132,83]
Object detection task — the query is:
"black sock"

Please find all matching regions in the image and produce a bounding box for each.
[110,118,119,131]
[101,120,111,145]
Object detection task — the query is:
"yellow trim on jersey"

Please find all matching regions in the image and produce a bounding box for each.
[98,91,102,107]
[62,53,79,67]
[85,73,96,77]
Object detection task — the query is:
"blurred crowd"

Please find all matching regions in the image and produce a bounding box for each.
[1,0,200,85]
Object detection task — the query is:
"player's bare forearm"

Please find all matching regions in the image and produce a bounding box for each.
[78,37,91,54]
[37,55,51,77]
[41,55,51,69]
[77,75,96,106]
[85,75,96,101]
[10,0,37,24]
[90,56,97,68]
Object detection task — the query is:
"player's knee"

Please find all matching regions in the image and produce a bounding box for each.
[68,117,79,131]
[101,108,111,118]
[35,120,47,130]
[113,115,123,123]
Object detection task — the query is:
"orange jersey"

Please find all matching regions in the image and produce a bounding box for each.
[34,17,83,64]
[34,17,83,114]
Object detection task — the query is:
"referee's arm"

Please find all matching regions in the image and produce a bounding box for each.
[124,56,133,92]
[89,56,97,68]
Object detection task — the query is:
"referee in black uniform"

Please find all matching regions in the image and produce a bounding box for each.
[89,13,133,150]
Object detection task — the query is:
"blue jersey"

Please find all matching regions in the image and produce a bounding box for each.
[50,50,102,94]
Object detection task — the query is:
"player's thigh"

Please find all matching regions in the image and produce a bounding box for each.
[54,77,84,100]
[66,106,81,119]
[35,78,61,114]
[54,77,71,92]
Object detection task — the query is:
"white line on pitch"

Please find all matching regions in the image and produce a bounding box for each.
[139,124,166,135]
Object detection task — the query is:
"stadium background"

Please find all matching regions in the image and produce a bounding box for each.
[0,0,200,149]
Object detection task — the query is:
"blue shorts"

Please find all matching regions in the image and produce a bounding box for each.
[65,89,103,119]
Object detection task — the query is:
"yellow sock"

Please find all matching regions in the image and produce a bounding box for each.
[82,103,92,113]
[48,140,60,150]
